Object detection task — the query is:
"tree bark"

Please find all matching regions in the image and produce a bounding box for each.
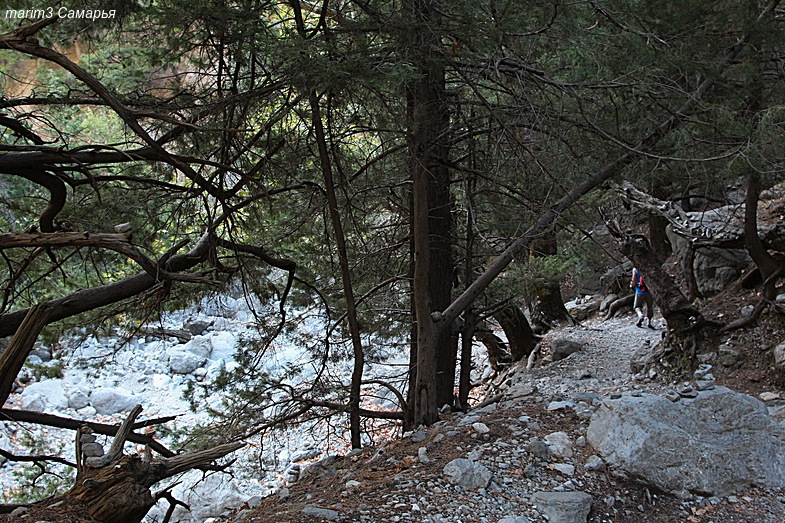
[648,211,672,261]
[744,171,782,300]
[619,236,719,370]
[605,294,634,319]
[474,330,512,372]
[494,305,539,362]
[0,303,51,407]
[406,0,455,426]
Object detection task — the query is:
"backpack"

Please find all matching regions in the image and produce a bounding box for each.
[633,269,647,293]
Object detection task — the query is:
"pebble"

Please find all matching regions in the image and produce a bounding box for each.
[473,422,491,434]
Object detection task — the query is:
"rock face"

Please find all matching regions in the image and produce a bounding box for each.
[664,185,785,296]
[587,387,785,496]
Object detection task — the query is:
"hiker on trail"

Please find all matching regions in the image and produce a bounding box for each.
[630,267,654,329]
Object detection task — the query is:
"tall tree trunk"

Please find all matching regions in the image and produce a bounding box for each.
[458,170,476,412]
[405,219,418,431]
[288,0,365,448]
[405,0,455,426]
[308,91,365,449]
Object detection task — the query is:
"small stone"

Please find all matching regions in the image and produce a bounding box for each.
[85,455,112,468]
[679,386,698,399]
[79,433,97,443]
[468,450,483,461]
[302,506,340,521]
[418,447,430,463]
[81,442,104,457]
[693,363,713,379]
[584,455,604,471]
[665,390,680,402]
[547,400,574,411]
[551,463,575,476]
[718,346,742,367]
[695,379,715,391]
[610,392,622,399]
[544,432,573,459]
[551,338,584,361]
[760,392,781,402]
[410,431,427,443]
[443,458,492,489]
[472,422,490,434]
[531,491,593,523]
[277,488,290,500]
[528,439,551,460]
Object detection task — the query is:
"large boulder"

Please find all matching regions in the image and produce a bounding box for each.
[587,387,785,496]
[20,379,69,412]
[169,350,206,374]
[182,336,213,359]
[89,387,138,415]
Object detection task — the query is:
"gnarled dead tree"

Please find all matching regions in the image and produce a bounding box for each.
[610,180,785,332]
[608,229,722,373]
[4,406,243,523]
